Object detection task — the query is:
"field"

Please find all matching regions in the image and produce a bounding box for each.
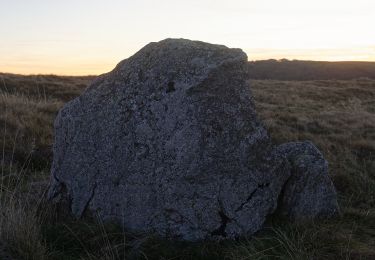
[248,60,375,80]
[0,73,374,259]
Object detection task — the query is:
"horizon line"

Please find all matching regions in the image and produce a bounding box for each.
[2,58,375,77]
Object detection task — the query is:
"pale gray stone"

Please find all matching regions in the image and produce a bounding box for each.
[48,39,338,240]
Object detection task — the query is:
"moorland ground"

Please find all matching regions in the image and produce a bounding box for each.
[0,72,374,259]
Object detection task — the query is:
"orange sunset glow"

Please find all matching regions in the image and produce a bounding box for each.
[1,0,374,75]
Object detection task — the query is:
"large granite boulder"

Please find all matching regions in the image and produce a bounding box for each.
[48,39,338,240]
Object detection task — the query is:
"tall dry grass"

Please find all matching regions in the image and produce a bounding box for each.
[0,73,374,259]
[0,135,50,259]
[251,79,375,210]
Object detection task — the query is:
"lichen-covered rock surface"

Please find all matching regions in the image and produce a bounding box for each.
[275,141,340,221]
[48,38,338,240]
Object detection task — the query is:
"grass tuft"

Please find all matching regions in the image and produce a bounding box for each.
[0,74,374,259]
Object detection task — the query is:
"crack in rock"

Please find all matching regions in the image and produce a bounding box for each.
[235,183,270,212]
[210,210,231,237]
[80,182,97,217]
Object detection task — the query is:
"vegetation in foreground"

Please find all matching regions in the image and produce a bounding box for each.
[0,73,374,259]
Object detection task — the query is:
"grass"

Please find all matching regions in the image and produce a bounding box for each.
[251,79,375,210]
[0,73,374,259]
[0,191,48,259]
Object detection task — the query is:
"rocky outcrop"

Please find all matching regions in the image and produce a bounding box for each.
[48,39,338,240]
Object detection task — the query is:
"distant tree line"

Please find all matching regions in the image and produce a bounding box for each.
[248,59,375,80]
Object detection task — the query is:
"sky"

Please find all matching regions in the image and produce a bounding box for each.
[0,0,374,75]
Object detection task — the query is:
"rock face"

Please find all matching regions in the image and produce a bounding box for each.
[48,39,338,240]
[275,142,340,221]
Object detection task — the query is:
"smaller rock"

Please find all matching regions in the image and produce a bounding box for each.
[276,141,340,221]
